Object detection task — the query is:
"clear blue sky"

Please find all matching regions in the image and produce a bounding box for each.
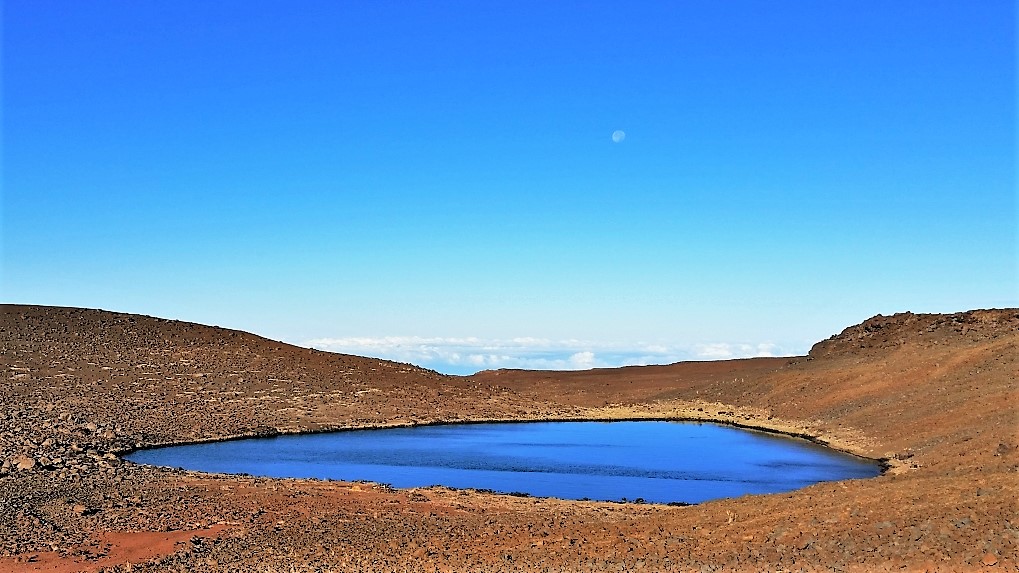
[3,1,1016,374]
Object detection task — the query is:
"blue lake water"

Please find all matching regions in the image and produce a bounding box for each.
[125,421,881,504]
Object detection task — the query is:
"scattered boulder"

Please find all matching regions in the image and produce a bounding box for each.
[13,454,36,471]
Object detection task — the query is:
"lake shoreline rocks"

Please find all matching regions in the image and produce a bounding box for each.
[1,305,1016,572]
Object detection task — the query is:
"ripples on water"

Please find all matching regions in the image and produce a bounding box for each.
[126,421,881,504]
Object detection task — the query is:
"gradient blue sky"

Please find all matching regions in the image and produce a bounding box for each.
[3,1,1016,374]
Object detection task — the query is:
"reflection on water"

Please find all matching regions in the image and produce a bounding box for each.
[126,421,881,504]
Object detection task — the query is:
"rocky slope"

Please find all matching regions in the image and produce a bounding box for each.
[1,305,1016,572]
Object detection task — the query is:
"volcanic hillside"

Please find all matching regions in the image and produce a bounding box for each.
[1,305,1016,572]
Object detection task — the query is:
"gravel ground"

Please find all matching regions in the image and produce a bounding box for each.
[1,305,1016,572]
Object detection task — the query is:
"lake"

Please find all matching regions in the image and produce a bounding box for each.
[125,421,881,504]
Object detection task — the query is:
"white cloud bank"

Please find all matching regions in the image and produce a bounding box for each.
[300,336,787,375]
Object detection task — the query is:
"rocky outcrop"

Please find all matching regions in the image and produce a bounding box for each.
[808,308,1018,358]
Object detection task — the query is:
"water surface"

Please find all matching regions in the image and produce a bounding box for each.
[126,421,880,504]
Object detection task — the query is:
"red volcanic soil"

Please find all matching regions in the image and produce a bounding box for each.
[0,527,225,573]
[1,305,1016,572]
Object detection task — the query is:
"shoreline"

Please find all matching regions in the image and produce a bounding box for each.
[120,408,895,483]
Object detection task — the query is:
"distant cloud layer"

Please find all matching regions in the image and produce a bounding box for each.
[301,336,784,375]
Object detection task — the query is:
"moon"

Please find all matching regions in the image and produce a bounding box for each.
[611,130,626,143]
